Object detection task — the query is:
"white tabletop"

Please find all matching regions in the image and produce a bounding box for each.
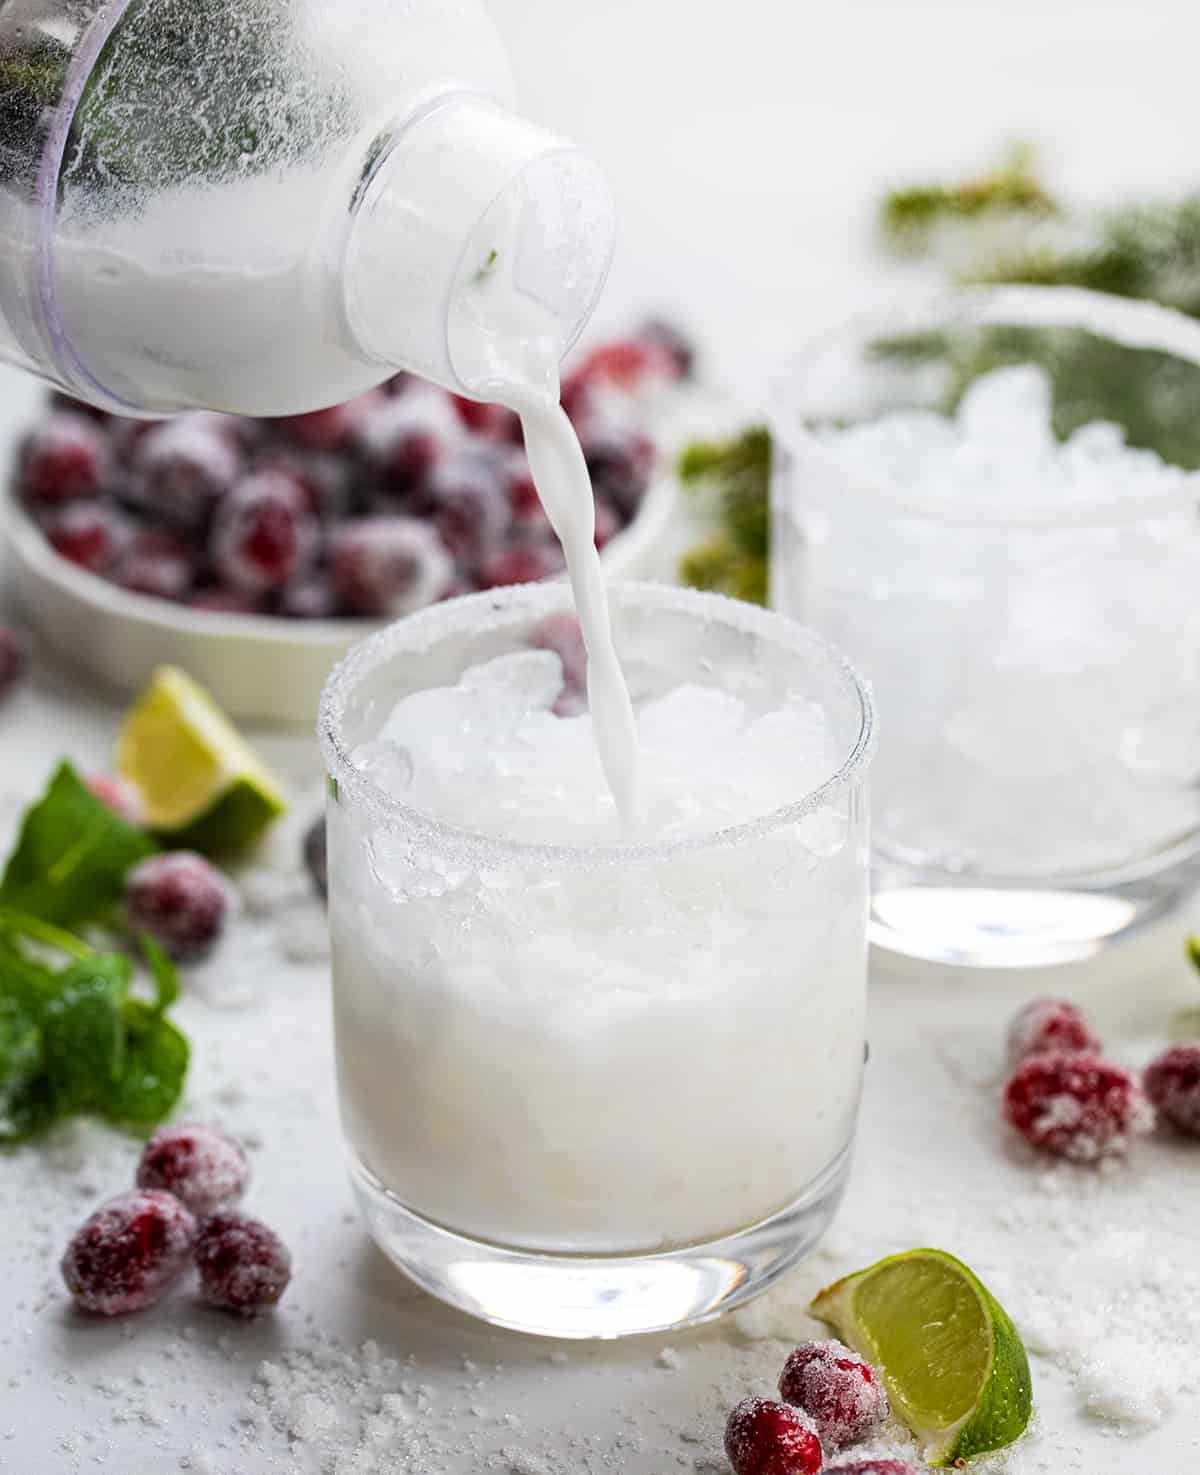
[4,2,1200,1469]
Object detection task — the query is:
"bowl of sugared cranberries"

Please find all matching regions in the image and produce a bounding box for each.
[4,324,691,723]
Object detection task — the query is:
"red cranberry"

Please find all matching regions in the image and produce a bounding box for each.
[61,1190,196,1316]
[576,337,678,392]
[1007,998,1101,1067]
[479,542,564,590]
[137,1122,250,1216]
[45,500,130,573]
[0,623,30,702]
[529,611,588,716]
[114,527,194,601]
[639,319,695,377]
[450,395,522,442]
[257,450,357,524]
[276,389,383,452]
[778,1340,889,1448]
[824,1464,925,1475]
[724,1398,823,1475]
[86,772,145,825]
[132,416,240,531]
[331,517,452,616]
[1003,1051,1154,1163]
[582,424,655,515]
[303,815,327,900]
[359,392,460,493]
[429,454,511,567]
[507,461,548,528]
[194,1211,291,1316]
[279,575,339,620]
[125,851,234,961]
[19,413,110,504]
[211,470,318,594]
[1144,1043,1200,1138]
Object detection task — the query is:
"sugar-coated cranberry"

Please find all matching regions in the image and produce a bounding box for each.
[478,542,564,590]
[188,586,263,615]
[639,318,695,377]
[576,337,678,391]
[303,816,327,900]
[45,500,130,573]
[193,1211,291,1317]
[114,527,194,600]
[582,424,655,515]
[507,460,548,528]
[278,575,339,620]
[137,1122,250,1217]
[331,516,452,616]
[593,494,621,550]
[778,1340,889,1449]
[61,1190,196,1316]
[1007,998,1101,1067]
[257,450,357,524]
[125,851,235,961]
[0,623,30,702]
[529,611,588,716]
[429,454,511,568]
[276,389,383,452]
[1144,1043,1200,1138]
[824,1463,925,1475]
[86,772,145,826]
[1003,1051,1154,1163]
[450,395,522,443]
[724,1398,823,1475]
[359,392,460,493]
[132,416,241,531]
[211,470,318,594]
[20,413,110,504]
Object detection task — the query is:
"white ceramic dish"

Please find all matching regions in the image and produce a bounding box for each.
[4,469,680,726]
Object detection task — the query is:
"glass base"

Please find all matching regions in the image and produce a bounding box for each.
[871,853,1200,968]
[348,1146,853,1339]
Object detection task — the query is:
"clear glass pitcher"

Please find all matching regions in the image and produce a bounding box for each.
[0,0,614,416]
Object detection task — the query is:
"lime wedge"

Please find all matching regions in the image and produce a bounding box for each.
[810,1248,1033,1467]
[117,666,286,855]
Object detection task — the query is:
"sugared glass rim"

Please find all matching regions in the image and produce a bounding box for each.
[773,285,1200,530]
[317,580,876,867]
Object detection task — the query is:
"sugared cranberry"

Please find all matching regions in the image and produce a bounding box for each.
[429,453,511,568]
[20,413,110,504]
[211,470,318,594]
[188,586,263,615]
[582,424,655,515]
[61,1190,196,1316]
[450,395,522,443]
[507,461,548,528]
[331,516,452,616]
[0,623,30,702]
[1007,998,1101,1067]
[593,494,620,550]
[1003,1051,1153,1163]
[257,450,357,524]
[132,416,240,531]
[279,576,338,620]
[46,500,130,573]
[1144,1043,1200,1138]
[824,1464,925,1475]
[478,542,564,590]
[575,337,678,392]
[114,527,194,600]
[193,1211,291,1317]
[276,389,383,452]
[778,1340,889,1449]
[86,773,145,826]
[724,1398,823,1475]
[359,392,459,493]
[529,611,588,716]
[639,319,695,377]
[137,1122,250,1216]
[303,816,327,900]
[125,851,235,961]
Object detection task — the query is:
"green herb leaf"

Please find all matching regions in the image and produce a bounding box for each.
[40,955,132,1114]
[137,934,180,1014]
[0,762,156,927]
[0,996,52,1142]
[106,1002,189,1126]
[0,934,63,1021]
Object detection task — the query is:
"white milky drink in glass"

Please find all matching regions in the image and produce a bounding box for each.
[319,582,874,1338]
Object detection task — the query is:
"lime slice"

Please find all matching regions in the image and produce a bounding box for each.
[810,1248,1033,1467]
[117,666,286,854]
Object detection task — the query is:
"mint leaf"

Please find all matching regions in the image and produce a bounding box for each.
[0,996,51,1141]
[41,955,131,1114]
[0,762,156,927]
[137,934,179,1014]
[106,1002,189,1126]
[0,934,62,1021]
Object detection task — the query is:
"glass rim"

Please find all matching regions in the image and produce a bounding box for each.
[317,580,877,868]
[772,284,1200,530]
